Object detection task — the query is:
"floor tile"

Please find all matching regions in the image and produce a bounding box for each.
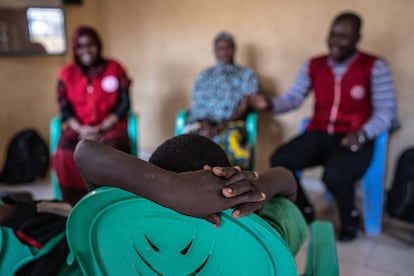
[340,258,397,276]
[366,243,414,276]
[294,238,309,274]
[336,236,376,265]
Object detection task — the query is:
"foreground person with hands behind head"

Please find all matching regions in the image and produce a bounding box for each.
[0,135,306,274]
[250,11,399,241]
[75,135,307,254]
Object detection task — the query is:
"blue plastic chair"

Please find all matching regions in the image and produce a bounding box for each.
[297,118,389,235]
[66,187,338,276]
[175,110,258,170]
[49,112,139,200]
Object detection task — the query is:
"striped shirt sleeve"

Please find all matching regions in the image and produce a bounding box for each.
[362,59,399,139]
[271,61,311,113]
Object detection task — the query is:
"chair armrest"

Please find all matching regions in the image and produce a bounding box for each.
[246,112,258,170]
[305,221,339,276]
[127,112,139,157]
[175,110,190,135]
[50,116,62,156]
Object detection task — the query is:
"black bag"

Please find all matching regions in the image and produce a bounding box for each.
[0,129,50,184]
[387,147,414,223]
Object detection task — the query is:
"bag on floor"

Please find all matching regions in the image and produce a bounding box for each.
[0,129,49,184]
[386,147,414,223]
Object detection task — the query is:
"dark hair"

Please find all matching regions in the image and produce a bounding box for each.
[333,12,362,33]
[149,134,230,173]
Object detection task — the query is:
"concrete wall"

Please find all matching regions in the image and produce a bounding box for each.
[0,0,413,187]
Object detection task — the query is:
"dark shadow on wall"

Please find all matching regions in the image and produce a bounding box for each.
[244,43,285,170]
[159,62,192,140]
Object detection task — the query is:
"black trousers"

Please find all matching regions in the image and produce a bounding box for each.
[270,130,374,227]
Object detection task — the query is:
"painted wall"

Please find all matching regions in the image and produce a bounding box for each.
[0,0,413,187]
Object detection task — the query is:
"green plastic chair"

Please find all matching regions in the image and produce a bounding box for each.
[66,187,339,276]
[49,112,139,200]
[0,226,66,276]
[175,110,258,170]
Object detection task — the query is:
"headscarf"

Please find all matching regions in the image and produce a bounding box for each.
[213,31,236,49]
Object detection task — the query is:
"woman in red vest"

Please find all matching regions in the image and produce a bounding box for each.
[52,26,132,205]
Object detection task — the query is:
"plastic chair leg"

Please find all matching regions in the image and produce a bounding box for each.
[127,112,139,157]
[361,131,388,236]
[361,176,383,235]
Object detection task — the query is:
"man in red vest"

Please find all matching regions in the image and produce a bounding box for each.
[250,11,399,241]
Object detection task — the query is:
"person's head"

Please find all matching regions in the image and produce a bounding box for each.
[149,134,230,173]
[72,26,103,68]
[327,12,362,62]
[214,31,236,65]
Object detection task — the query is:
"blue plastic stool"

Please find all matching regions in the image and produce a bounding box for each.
[297,118,388,235]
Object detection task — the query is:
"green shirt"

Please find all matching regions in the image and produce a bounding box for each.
[260,197,308,255]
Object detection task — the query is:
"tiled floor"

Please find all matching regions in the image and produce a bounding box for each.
[1,176,414,275]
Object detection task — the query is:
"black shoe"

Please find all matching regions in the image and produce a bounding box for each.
[301,205,315,224]
[338,209,360,242]
[339,225,358,242]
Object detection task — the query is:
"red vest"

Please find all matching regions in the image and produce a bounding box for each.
[59,60,129,126]
[307,52,376,134]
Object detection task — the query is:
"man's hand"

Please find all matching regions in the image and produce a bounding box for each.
[204,165,266,221]
[168,168,265,227]
[341,130,367,152]
[199,121,218,138]
[79,125,101,140]
[247,93,271,111]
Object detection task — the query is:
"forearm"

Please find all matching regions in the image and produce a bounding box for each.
[361,109,395,139]
[74,140,177,206]
[254,167,297,201]
[271,61,311,114]
[67,117,82,133]
[218,99,249,131]
[112,87,130,119]
[363,59,399,139]
[99,113,119,133]
[57,80,75,121]
[228,98,249,121]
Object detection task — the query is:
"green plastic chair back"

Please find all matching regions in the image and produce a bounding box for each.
[66,187,298,276]
[49,112,139,200]
[174,110,258,170]
[0,226,66,275]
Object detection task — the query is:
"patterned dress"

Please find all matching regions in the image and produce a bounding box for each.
[188,63,259,168]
